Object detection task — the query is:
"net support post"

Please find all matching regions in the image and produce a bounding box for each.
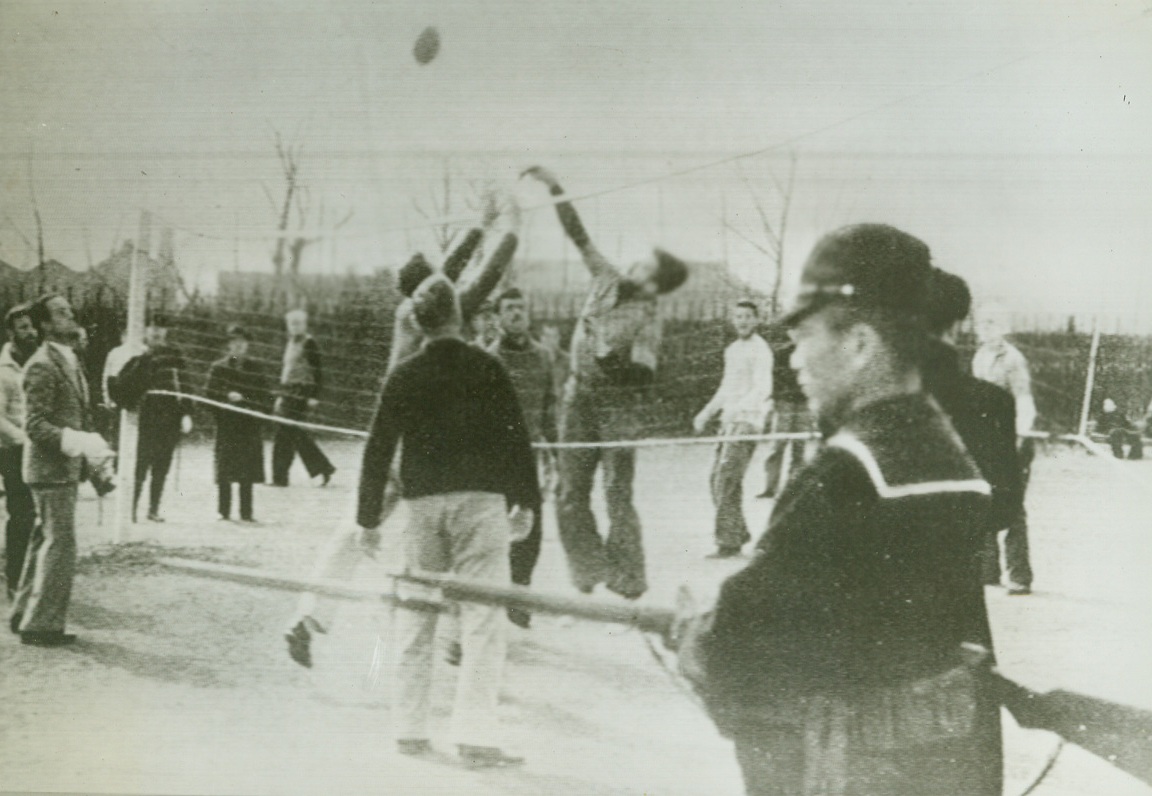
[114,210,150,543]
[1076,316,1101,439]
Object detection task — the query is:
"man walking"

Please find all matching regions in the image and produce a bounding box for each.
[487,287,555,627]
[523,165,688,600]
[133,323,192,522]
[1,304,39,600]
[693,300,773,558]
[271,309,335,487]
[356,276,538,767]
[676,225,1002,796]
[973,309,1037,595]
[10,294,113,646]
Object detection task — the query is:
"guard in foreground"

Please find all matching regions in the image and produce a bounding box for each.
[677,224,1003,795]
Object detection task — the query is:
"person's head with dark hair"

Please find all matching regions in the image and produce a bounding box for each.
[626,248,690,298]
[4,302,39,359]
[731,299,760,340]
[495,288,530,341]
[225,324,250,358]
[411,276,462,337]
[28,293,78,345]
[926,268,972,339]
[782,223,933,429]
[470,299,499,346]
[399,253,434,298]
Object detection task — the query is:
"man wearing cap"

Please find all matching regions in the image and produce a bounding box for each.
[206,325,268,523]
[284,219,519,667]
[973,309,1037,595]
[523,166,689,600]
[674,225,1002,796]
[355,276,538,768]
[924,270,1023,592]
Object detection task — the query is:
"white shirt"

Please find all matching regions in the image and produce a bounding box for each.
[701,334,774,428]
[973,340,1037,434]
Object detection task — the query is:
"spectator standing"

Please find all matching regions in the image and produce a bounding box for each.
[271,309,335,487]
[693,300,773,558]
[973,310,1036,595]
[10,294,113,646]
[757,324,816,498]
[206,325,268,523]
[487,287,555,627]
[523,165,689,600]
[356,277,538,768]
[1,304,39,601]
[100,325,144,449]
[133,323,192,522]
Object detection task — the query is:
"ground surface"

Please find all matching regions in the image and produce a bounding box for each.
[1,438,1150,796]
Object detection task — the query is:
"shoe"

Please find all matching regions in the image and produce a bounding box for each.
[217,516,232,523]
[9,611,22,634]
[147,513,165,523]
[21,631,77,647]
[706,547,741,559]
[92,479,116,498]
[238,518,261,526]
[445,641,463,667]
[268,481,289,488]
[320,469,335,487]
[458,745,525,770]
[1007,583,1032,596]
[507,607,531,629]
[397,739,433,756]
[285,616,326,668]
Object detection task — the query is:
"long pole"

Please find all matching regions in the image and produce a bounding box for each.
[1077,316,1102,438]
[114,211,150,542]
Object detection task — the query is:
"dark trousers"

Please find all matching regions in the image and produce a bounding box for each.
[508,506,543,626]
[135,425,179,518]
[218,482,254,521]
[981,438,1035,587]
[710,423,756,552]
[1,446,35,601]
[1109,428,1144,460]
[271,395,333,485]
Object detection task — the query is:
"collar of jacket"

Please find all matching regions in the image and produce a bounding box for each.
[0,342,22,372]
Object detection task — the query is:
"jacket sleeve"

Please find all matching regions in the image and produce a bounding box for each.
[443,228,484,283]
[458,233,518,322]
[23,360,67,451]
[356,374,404,529]
[204,363,226,405]
[0,374,25,446]
[549,185,614,279]
[489,360,541,510]
[304,338,323,400]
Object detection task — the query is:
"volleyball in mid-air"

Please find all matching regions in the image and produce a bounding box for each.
[413,27,441,65]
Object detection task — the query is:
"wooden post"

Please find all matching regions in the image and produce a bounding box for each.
[1077,316,1101,438]
[114,211,150,542]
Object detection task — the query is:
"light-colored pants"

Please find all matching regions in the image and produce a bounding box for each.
[294,466,403,631]
[11,484,79,633]
[393,491,511,746]
[709,422,757,551]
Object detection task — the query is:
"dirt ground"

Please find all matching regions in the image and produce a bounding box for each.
[1,439,1151,796]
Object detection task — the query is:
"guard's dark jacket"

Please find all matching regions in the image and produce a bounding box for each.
[922,339,1022,533]
[698,393,992,723]
[206,355,268,485]
[357,337,540,529]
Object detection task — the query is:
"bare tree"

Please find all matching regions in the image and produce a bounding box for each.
[724,153,798,316]
[410,159,505,259]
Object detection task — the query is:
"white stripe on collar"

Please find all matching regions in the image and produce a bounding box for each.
[827,432,991,500]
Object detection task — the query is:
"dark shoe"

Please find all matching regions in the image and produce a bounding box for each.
[146,512,165,523]
[9,611,23,634]
[92,479,116,498]
[507,607,531,629]
[706,547,741,559]
[320,469,335,487]
[445,641,463,667]
[397,739,433,756]
[1007,583,1032,596]
[458,745,525,769]
[285,616,325,668]
[607,585,644,601]
[21,631,77,647]
[269,481,289,488]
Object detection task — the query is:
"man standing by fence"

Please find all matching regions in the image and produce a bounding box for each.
[271,309,335,488]
[1,304,38,601]
[523,165,688,600]
[487,287,555,627]
[132,323,192,522]
[973,309,1037,595]
[693,300,773,558]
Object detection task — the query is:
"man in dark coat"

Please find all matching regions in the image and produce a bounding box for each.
[133,323,192,522]
[206,325,267,523]
[677,225,1002,796]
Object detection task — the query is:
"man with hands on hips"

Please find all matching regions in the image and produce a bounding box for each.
[349,276,539,769]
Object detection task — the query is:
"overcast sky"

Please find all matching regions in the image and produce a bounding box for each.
[1,0,1150,316]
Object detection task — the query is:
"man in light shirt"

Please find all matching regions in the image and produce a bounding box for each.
[972,309,1036,595]
[694,300,774,558]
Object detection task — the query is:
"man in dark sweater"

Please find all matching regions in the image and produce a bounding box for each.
[356,276,538,769]
[487,287,556,627]
[677,225,1002,796]
[133,323,192,522]
[271,309,335,487]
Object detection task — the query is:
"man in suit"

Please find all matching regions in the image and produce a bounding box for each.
[10,294,113,646]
